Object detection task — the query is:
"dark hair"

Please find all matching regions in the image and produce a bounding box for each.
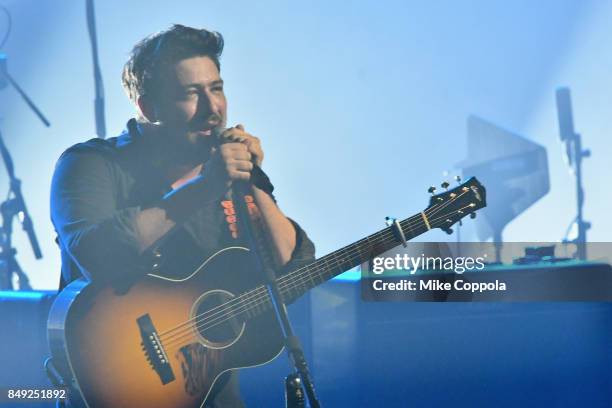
[122,24,224,104]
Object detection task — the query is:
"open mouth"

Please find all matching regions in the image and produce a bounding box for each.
[193,124,223,137]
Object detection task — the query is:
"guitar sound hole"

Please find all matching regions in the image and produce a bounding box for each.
[193,289,246,349]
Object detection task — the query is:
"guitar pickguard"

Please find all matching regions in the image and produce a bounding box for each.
[177,343,221,397]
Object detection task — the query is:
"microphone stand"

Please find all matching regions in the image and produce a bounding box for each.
[231,180,321,408]
[555,87,590,260]
[86,0,106,139]
[1,53,50,126]
[0,53,47,289]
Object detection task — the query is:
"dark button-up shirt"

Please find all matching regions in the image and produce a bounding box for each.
[51,119,315,288]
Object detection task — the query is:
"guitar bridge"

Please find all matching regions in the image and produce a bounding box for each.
[137,313,175,385]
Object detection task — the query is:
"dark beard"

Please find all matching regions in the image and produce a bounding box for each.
[146,131,212,176]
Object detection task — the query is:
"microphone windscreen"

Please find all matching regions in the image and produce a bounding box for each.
[555,87,575,142]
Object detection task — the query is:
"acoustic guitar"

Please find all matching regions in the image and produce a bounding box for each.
[47,177,486,407]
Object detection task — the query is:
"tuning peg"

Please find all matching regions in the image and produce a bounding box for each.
[470,212,477,219]
[454,175,462,184]
[428,186,437,195]
[441,181,450,190]
[443,228,453,235]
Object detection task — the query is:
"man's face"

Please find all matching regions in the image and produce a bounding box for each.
[152,55,227,159]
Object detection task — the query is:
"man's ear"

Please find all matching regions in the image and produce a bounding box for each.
[137,95,159,123]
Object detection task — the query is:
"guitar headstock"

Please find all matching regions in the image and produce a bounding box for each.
[425,177,486,234]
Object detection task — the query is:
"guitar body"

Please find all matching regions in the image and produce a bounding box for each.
[48,246,284,408]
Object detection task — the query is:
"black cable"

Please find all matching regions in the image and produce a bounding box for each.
[0,5,11,49]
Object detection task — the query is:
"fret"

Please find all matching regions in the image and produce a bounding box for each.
[284,222,406,296]
[237,213,423,317]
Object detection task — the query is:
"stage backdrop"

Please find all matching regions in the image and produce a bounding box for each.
[0,0,610,289]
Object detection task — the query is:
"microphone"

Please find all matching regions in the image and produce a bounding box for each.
[213,126,251,184]
[211,126,273,195]
[555,87,575,167]
[212,125,251,146]
[211,126,227,147]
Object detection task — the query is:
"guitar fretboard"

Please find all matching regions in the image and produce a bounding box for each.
[236,212,429,319]
[280,213,430,300]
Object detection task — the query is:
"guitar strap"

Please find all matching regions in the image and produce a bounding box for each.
[220,193,278,271]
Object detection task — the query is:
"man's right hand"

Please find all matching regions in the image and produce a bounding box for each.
[215,141,254,181]
[201,140,254,199]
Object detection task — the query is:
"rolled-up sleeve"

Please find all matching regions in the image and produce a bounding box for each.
[280,218,316,274]
[51,150,145,283]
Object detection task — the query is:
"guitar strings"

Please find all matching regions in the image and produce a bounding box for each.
[160,204,476,349]
[157,188,472,344]
[160,204,471,348]
[156,194,449,341]
[159,196,474,347]
[157,188,472,345]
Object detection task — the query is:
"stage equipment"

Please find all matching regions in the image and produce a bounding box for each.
[0,54,50,127]
[285,373,305,408]
[86,0,106,139]
[458,116,549,261]
[0,52,47,290]
[556,87,590,260]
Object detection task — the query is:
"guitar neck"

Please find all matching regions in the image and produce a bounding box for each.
[277,211,430,302]
[234,177,484,322]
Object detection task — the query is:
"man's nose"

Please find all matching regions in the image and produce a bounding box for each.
[198,91,221,119]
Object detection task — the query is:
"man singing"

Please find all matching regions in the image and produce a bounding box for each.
[51,24,315,407]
